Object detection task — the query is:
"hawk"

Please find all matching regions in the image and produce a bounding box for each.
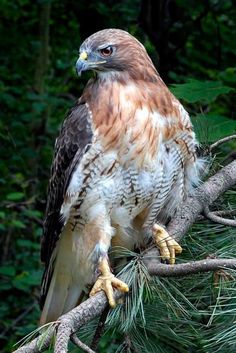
[40,29,202,325]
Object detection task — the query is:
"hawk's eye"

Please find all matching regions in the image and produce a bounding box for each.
[99,46,113,57]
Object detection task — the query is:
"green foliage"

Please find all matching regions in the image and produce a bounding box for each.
[0,0,236,352]
[100,223,236,353]
[192,114,236,142]
[170,79,234,104]
[170,74,236,143]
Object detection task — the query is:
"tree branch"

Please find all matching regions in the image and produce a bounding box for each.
[167,160,236,242]
[13,160,236,353]
[213,209,236,217]
[146,257,236,277]
[13,258,236,353]
[204,206,236,227]
[71,334,96,353]
[90,306,109,351]
[13,325,55,353]
[210,134,236,151]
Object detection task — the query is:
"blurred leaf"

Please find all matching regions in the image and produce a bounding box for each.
[17,239,40,249]
[12,271,41,292]
[6,192,25,201]
[219,68,236,86]
[170,79,234,103]
[0,266,16,277]
[11,220,26,229]
[22,209,42,218]
[0,211,5,218]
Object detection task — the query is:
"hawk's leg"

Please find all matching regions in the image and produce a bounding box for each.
[89,257,129,307]
[153,224,182,264]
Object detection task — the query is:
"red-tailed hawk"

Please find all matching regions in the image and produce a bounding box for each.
[40,29,202,325]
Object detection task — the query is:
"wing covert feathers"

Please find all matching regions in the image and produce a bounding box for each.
[40,103,93,308]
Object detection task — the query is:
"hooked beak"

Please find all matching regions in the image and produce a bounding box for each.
[76,51,89,76]
[76,51,107,76]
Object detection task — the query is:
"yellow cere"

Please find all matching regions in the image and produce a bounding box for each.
[79,51,88,60]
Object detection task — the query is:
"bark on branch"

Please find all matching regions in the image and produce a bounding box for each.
[146,257,236,276]
[209,134,236,151]
[167,159,236,242]
[12,160,236,353]
[204,206,236,227]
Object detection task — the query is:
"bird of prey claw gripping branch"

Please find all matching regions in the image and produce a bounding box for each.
[89,257,129,308]
[153,224,182,265]
[40,29,203,325]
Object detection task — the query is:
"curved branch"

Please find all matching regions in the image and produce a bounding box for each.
[213,209,236,217]
[146,258,236,277]
[13,325,55,353]
[12,160,236,353]
[204,207,236,227]
[210,134,236,151]
[13,257,236,353]
[71,334,96,353]
[167,160,236,241]
[13,291,120,353]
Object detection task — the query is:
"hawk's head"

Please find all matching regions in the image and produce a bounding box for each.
[76,29,156,79]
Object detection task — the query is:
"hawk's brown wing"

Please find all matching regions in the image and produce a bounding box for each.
[40,102,93,306]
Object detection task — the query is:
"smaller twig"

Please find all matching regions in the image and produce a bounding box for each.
[198,210,236,222]
[71,334,96,353]
[213,209,236,217]
[210,134,236,151]
[204,207,236,227]
[213,268,235,286]
[146,257,236,277]
[90,306,109,350]
[124,334,139,353]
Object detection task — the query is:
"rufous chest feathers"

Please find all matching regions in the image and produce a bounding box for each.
[83,76,177,169]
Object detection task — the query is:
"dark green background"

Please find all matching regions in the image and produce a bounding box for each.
[0,1,236,352]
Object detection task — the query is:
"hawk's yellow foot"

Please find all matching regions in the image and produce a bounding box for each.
[153,224,182,264]
[89,257,129,307]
